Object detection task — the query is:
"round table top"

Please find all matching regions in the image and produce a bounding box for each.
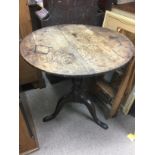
[20,24,134,77]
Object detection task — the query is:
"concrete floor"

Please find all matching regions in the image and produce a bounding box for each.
[25,78,135,155]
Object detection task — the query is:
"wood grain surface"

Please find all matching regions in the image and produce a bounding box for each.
[20,24,134,76]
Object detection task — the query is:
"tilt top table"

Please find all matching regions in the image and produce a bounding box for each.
[20,24,134,129]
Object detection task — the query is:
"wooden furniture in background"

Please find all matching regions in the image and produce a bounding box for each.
[42,0,98,26]
[19,0,32,38]
[103,11,134,33]
[96,10,135,117]
[123,86,135,115]
[112,2,135,18]
[33,0,113,27]
[19,0,45,88]
[19,93,39,155]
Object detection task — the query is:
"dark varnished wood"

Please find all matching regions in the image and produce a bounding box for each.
[20,24,134,77]
[43,78,109,129]
[113,2,135,14]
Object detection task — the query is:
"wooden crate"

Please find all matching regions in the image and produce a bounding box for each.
[96,10,135,117]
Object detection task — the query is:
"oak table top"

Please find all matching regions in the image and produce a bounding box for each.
[20,24,134,77]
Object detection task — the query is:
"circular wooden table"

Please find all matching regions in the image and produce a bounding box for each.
[20,24,134,129]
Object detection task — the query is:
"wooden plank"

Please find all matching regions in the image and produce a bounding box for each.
[112,8,135,19]
[19,109,38,154]
[122,86,135,115]
[19,93,39,154]
[120,60,134,114]
[19,0,32,38]
[110,57,135,117]
[96,80,115,98]
[124,64,135,97]
[19,0,45,88]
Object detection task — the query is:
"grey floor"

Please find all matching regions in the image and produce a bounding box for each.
[25,77,135,155]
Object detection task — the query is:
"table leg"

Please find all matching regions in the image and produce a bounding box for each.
[81,97,108,129]
[43,78,108,129]
[43,92,73,122]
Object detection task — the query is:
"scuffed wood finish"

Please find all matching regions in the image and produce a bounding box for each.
[20,24,134,76]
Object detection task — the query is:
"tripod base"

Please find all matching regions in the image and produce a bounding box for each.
[43,78,108,129]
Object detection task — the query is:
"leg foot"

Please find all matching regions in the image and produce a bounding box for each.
[83,98,108,129]
[43,114,55,122]
[43,93,73,122]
